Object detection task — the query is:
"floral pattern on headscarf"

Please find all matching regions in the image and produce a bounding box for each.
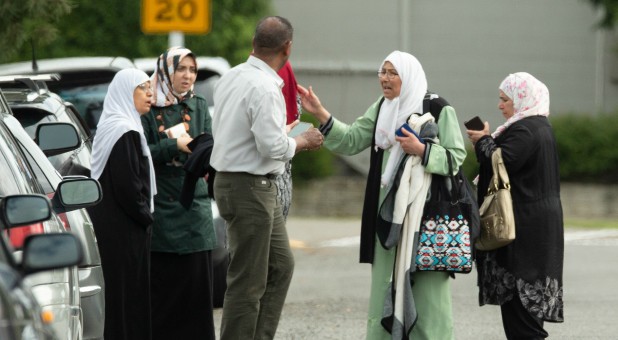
[151,46,197,107]
[492,72,550,138]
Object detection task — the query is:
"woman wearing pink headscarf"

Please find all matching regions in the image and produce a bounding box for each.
[468,72,564,339]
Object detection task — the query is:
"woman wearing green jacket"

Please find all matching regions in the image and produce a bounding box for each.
[140,47,217,340]
[298,51,466,340]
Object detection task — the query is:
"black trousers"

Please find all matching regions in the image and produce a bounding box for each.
[501,295,549,340]
[151,250,215,340]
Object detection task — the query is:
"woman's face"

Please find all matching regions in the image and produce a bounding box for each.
[172,56,197,93]
[378,61,401,100]
[133,81,153,115]
[498,90,515,120]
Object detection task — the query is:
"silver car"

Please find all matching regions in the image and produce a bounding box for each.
[0,57,137,133]
[0,75,105,339]
[0,194,88,340]
[0,87,104,339]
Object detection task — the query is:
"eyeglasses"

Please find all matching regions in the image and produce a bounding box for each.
[137,83,153,93]
[377,70,399,80]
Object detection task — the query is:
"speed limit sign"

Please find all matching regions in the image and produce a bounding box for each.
[141,0,211,34]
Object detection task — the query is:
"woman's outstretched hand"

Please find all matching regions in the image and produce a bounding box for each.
[297,84,331,125]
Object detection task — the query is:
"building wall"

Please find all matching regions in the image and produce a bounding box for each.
[273,0,618,173]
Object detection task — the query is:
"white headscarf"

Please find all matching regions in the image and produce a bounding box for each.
[492,72,550,138]
[375,51,428,187]
[91,68,157,212]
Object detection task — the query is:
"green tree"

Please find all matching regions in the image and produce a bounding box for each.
[6,0,272,66]
[0,0,72,61]
[587,0,618,28]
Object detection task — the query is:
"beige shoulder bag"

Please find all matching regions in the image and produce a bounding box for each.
[476,148,516,251]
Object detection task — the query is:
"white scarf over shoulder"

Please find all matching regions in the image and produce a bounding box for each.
[374,51,428,189]
[91,69,157,212]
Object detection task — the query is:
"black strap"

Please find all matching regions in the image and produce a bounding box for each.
[423,91,450,122]
[359,97,386,264]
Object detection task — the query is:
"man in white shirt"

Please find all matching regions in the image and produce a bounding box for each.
[211,16,323,340]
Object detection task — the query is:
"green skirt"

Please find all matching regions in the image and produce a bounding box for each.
[365,239,454,340]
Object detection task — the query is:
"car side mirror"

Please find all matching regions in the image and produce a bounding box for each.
[0,194,52,229]
[51,177,103,214]
[21,233,83,275]
[35,122,81,157]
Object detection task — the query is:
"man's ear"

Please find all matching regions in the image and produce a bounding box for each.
[282,40,292,57]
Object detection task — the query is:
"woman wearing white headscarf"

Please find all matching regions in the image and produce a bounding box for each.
[299,51,466,339]
[468,72,564,339]
[140,46,217,340]
[88,68,156,340]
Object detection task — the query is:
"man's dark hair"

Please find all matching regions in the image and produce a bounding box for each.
[253,16,293,55]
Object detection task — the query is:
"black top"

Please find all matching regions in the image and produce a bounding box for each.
[475,116,564,322]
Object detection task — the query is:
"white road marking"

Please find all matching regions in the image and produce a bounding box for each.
[291,229,618,249]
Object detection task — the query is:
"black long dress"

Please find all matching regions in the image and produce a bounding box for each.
[87,131,154,340]
[475,116,564,323]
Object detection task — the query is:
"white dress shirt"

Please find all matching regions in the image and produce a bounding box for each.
[211,56,296,175]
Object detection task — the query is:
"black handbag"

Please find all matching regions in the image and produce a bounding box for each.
[416,151,480,273]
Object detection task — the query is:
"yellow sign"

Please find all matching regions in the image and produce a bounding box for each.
[141,0,211,34]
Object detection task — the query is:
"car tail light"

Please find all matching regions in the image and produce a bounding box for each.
[5,223,45,249]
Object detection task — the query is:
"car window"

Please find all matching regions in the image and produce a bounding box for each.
[10,108,55,138]
[193,75,219,109]
[0,124,39,196]
[12,107,92,176]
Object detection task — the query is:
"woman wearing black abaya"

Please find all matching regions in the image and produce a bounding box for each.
[88,68,157,340]
[468,72,564,339]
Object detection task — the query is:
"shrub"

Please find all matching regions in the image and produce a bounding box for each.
[551,112,618,183]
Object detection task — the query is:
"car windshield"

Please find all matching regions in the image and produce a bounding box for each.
[44,69,117,132]
[56,83,108,132]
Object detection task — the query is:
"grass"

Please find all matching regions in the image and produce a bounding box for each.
[565,218,618,230]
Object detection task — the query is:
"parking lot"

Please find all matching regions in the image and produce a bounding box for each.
[213,217,618,340]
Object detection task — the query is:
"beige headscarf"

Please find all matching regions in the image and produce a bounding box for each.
[375,51,428,188]
[150,46,196,107]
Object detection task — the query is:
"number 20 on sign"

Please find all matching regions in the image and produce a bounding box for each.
[141,0,211,34]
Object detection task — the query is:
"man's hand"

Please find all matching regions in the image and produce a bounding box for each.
[294,127,323,153]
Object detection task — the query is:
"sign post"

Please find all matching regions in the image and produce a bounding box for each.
[141,0,211,34]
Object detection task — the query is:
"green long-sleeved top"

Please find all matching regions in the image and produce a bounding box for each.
[141,94,216,254]
[323,97,466,262]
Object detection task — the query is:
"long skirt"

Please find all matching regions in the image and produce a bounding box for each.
[366,238,454,340]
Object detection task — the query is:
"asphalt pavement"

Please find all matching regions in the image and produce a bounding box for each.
[213,218,618,340]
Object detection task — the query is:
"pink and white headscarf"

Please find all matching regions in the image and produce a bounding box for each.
[151,46,196,107]
[492,72,550,138]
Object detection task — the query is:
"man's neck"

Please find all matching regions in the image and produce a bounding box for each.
[253,53,287,72]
